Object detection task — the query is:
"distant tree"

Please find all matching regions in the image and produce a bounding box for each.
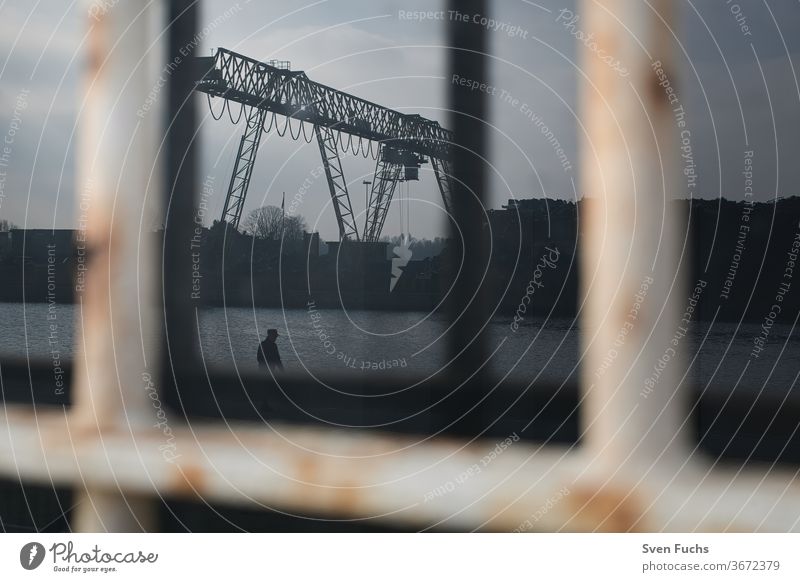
[283,213,308,241]
[244,206,282,239]
[243,205,307,241]
[0,219,17,231]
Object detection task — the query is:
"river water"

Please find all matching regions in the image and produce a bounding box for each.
[0,302,797,395]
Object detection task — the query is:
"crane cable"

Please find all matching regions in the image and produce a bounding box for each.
[398,177,404,240]
[275,114,290,137]
[207,94,225,121]
[262,111,276,133]
[288,117,303,140]
[210,94,382,160]
[398,177,411,243]
[406,179,411,240]
[226,99,244,124]
[300,119,314,143]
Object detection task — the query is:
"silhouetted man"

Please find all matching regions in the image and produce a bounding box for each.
[257,328,283,372]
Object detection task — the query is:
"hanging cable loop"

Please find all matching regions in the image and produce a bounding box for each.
[226,99,244,124]
[288,117,303,140]
[275,115,290,137]
[263,111,277,133]
[207,94,225,121]
[300,120,314,143]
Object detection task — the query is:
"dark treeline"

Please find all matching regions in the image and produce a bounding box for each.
[689,197,800,323]
[490,196,800,326]
[1,197,798,323]
[484,196,800,323]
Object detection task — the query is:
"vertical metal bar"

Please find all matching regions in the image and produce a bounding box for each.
[162,0,199,395]
[446,0,489,431]
[72,0,163,531]
[579,1,687,468]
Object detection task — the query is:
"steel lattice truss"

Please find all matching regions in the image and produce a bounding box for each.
[315,125,360,241]
[431,157,454,219]
[364,146,404,242]
[221,106,266,228]
[196,48,454,240]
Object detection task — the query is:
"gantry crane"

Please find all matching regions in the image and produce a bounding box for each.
[195,48,454,242]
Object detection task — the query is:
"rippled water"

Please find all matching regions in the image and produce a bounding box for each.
[1,302,797,394]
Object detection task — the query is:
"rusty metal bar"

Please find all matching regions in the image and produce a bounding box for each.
[2,406,798,531]
[579,0,689,470]
[69,0,166,531]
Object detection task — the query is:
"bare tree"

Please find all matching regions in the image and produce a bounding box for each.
[283,213,307,241]
[243,205,282,239]
[243,205,307,241]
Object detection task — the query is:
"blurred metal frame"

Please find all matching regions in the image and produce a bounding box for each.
[1,0,799,532]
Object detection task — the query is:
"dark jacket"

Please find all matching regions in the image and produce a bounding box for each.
[257,338,283,371]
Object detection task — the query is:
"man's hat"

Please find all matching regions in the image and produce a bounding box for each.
[267,328,279,336]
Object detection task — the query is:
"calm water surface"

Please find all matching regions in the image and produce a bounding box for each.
[1,302,797,395]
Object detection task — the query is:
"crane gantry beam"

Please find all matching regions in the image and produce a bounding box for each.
[195,48,454,240]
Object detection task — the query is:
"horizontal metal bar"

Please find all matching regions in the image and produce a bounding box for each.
[0,405,797,531]
[4,359,800,464]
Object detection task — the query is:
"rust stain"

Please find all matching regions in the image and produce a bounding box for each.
[295,454,320,485]
[332,483,361,516]
[648,65,673,111]
[86,9,107,78]
[67,422,105,444]
[172,464,205,498]
[567,486,645,532]
[83,210,115,318]
[484,502,524,532]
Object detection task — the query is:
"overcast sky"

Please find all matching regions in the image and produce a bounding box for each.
[1,0,799,239]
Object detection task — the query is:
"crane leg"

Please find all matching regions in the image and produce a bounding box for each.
[221,106,267,229]
[431,156,454,219]
[364,145,403,242]
[315,125,359,241]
